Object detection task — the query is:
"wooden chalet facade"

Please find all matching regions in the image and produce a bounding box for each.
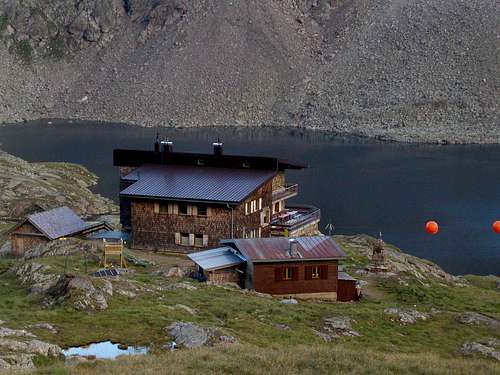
[189,236,359,301]
[9,206,112,257]
[114,139,321,252]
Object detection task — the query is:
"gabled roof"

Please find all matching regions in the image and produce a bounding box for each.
[187,247,246,271]
[120,164,276,204]
[25,206,91,240]
[222,236,346,262]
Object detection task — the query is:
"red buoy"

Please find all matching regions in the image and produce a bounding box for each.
[425,221,439,235]
[492,221,500,233]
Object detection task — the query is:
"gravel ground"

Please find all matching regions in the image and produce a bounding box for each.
[0,0,498,144]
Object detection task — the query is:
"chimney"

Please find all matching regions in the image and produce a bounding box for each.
[288,238,298,257]
[212,139,223,156]
[161,139,173,153]
[154,132,160,152]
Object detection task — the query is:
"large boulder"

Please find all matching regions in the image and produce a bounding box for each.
[10,262,60,295]
[45,275,110,311]
[457,312,500,329]
[166,322,237,349]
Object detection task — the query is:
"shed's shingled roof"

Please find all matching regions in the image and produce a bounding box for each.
[222,236,346,262]
[27,206,90,240]
[120,164,276,204]
[188,247,246,271]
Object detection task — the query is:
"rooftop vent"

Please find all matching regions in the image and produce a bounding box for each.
[213,139,223,156]
[288,238,298,257]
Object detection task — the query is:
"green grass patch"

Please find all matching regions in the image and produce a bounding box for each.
[0,15,7,33]
[15,39,32,64]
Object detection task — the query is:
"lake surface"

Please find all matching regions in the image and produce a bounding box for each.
[1,120,499,276]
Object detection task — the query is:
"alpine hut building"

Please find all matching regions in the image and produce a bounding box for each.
[114,138,321,252]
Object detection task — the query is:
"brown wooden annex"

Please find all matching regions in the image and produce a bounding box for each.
[114,139,321,253]
[8,206,113,257]
[188,236,359,301]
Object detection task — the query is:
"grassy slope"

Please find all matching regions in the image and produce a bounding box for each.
[0,238,498,374]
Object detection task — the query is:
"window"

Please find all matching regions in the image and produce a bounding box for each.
[159,202,169,214]
[180,233,190,246]
[258,198,262,210]
[242,161,251,168]
[194,234,204,247]
[245,202,250,215]
[197,159,205,166]
[198,204,207,216]
[274,202,280,214]
[305,265,328,280]
[282,267,292,280]
[178,203,188,215]
[312,266,320,279]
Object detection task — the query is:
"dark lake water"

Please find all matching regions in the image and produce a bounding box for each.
[1,120,499,276]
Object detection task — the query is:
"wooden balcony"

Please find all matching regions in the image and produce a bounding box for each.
[270,205,321,236]
[272,184,298,203]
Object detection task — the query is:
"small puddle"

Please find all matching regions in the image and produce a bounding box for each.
[63,341,149,359]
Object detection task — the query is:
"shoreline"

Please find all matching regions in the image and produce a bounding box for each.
[2,117,500,146]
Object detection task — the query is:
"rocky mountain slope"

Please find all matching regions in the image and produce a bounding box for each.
[0,0,498,143]
[0,150,117,219]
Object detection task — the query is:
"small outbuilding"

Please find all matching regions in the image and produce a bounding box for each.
[337,271,361,302]
[188,247,246,286]
[9,206,113,257]
[188,236,360,301]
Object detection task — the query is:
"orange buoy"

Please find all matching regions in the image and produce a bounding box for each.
[492,221,500,233]
[425,221,439,235]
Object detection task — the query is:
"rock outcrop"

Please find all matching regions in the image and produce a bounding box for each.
[0,150,117,219]
[0,322,62,371]
[384,308,429,324]
[460,338,500,362]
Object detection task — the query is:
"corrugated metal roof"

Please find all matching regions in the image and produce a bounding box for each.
[120,164,276,204]
[222,236,346,261]
[338,271,357,281]
[27,206,90,240]
[187,247,246,271]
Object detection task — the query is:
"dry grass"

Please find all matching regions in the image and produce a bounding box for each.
[34,344,500,375]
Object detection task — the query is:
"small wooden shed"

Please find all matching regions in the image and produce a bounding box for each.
[337,271,360,302]
[9,206,112,257]
[187,247,246,286]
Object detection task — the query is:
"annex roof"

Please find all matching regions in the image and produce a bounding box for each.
[338,271,357,281]
[120,164,276,204]
[187,247,246,271]
[222,236,346,262]
[26,206,90,240]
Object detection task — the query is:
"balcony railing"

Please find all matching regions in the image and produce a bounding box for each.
[272,184,299,202]
[271,205,321,234]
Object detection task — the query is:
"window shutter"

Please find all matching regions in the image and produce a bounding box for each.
[168,203,174,214]
[174,232,181,245]
[292,267,299,281]
[305,266,312,280]
[189,234,195,246]
[274,267,282,281]
[206,207,212,217]
[202,234,209,246]
[245,202,249,215]
[154,202,160,214]
[258,198,262,210]
[192,205,198,216]
[173,204,179,214]
[321,265,329,280]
